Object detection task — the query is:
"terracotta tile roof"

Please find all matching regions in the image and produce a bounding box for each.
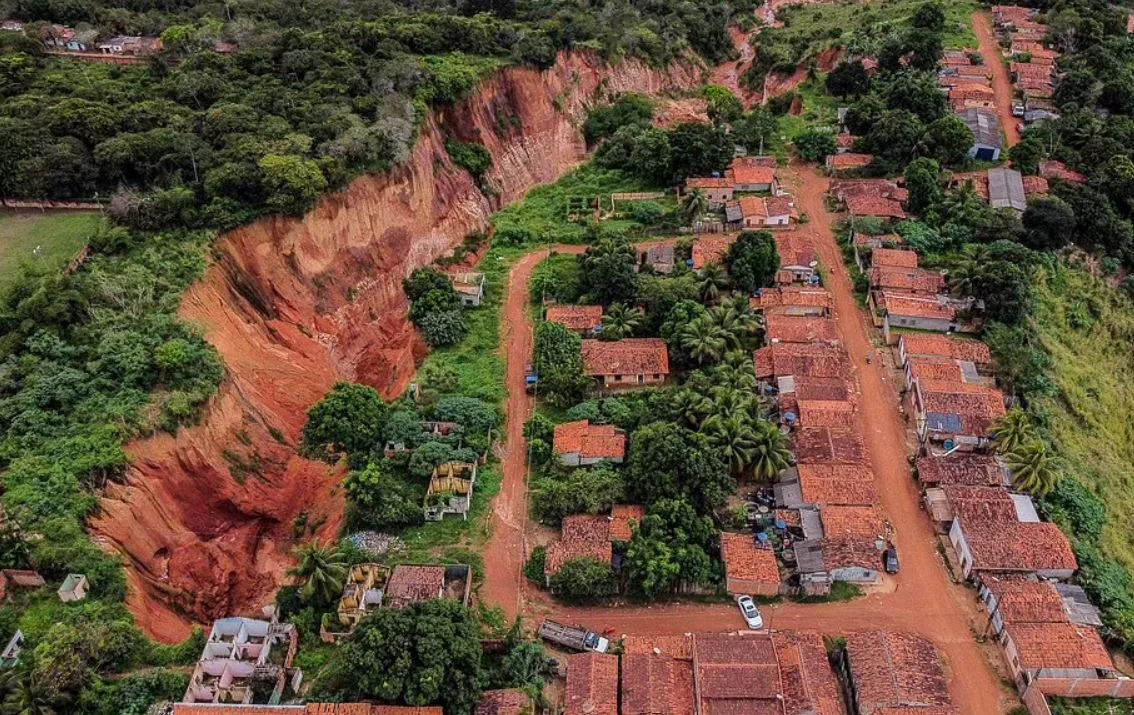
[609,504,646,541]
[951,171,989,199]
[545,515,613,577]
[765,315,839,344]
[870,248,918,269]
[688,177,733,189]
[622,653,695,715]
[771,631,846,715]
[949,84,996,100]
[797,399,855,428]
[1012,62,1051,79]
[958,520,1077,573]
[938,74,990,88]
[984,579,1069,625]
[739,195,767,218]
[721,532,781,586]
[1011,40,1045,52]
[581,338,669,377]
[1040,160,1086,184]
[837,133,858,148]
[821,506,886,540]
[919,381,1006,436]
[916,455,1004,487]
[552,420,626,460]
[752,286,831,311]
[798,463,877,505]
[476,690,532,715]
[386,565,445,607]
[957,64,992,77]
[822,538,882,571]
[623,634,693,660]
[731,163,776,186]
[773,233,815,268]
[846,195,906,219]
[830,179,903,201]
[878,292,955,321]
[1022,175,1049,198]
[792,428,865,464]
[900,334,991,364]
[546,305,602,332]
[692,633,783,715]
[993,5,1033,21]
[874,709,958,715]
[739,156,779,168]
[793,377,852,402]
[755,343,851,379]
[941,485,1018,523]
[692,235,735,268]
[844,631,952,712]
[907,355,964,383]
[566,652,619,715]
[173,707,301,715]
[766,195,795,217]
[1005,623,1113,672]
[828,153,875,170]
[870,267,946,293]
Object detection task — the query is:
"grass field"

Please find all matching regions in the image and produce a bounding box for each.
[0,211,102,291]
[1050,697,1134,715]
[1029,265,1134,574]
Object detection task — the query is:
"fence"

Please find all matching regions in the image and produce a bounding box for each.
[2,198,102,211]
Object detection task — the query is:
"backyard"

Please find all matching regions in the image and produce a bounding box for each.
[0,210,102,290]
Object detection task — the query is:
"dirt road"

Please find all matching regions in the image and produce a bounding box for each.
[973,11,1021,149]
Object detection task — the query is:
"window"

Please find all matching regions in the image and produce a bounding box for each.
[637,375,644,385]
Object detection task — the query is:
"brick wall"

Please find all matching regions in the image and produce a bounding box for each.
[1038,677,1134,698]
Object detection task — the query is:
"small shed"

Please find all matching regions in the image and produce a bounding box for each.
[57,573,88,603]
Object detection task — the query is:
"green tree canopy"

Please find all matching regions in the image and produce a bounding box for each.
[625,422,733,511]
[726,231,781,293]
[303,382,389,461]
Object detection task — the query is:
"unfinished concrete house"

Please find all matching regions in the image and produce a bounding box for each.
[386,564,472,609]
[451,272,486,307]
[424,461,477,521]
[320,564,390,643]
[183,617,299,705]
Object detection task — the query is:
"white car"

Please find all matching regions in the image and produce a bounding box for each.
[736,594,763,629]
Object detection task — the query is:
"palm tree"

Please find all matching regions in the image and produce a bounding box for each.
[991,408,1036,454]
[708,386,755,421]
[680,316,728,365]
[600,303,642,340]
[681,188,710,222]
[703,415,757,475]
[697,264,730,304]
[945,244,987,297]
[289,540,347,605]
[671,389,712,429]
[1005,440,1061,497]
[2,669,54,715]
[751,420,792,481]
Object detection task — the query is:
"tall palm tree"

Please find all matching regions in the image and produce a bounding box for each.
[289,540,347,605]
[671,389,712,429]
[708,386,754,421]
[702,415,757,475]
[1005,440,1061,497]
[751,420,792,482]
[945,244,987,298]
[2,669,54,715]
[600,303,642,340]
[680,316,728,365]
[697,264,730,304]
[681,188,710,222]
[991,408,1036,455]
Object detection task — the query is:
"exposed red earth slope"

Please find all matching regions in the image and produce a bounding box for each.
[91,51,700,642]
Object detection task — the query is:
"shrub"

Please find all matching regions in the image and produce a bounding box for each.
[548,557,616,602]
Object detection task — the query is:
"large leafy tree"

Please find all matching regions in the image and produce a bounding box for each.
[666,122,733,183]
[533,321,589,406]
[303,382,389,461]
[580,235,639,305]
[625,499,716,597]
[315,599,485,715]
[726,231,780,293]
[625,422,733,511]
[549,557,617,602]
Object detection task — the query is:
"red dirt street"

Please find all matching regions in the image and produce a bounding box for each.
[973,11,1021,149]
[481,167,1016,713]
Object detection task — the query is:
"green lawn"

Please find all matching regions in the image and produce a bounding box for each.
[0,210,102,290]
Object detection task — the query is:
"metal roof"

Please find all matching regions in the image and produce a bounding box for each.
[988,167,1026,212]
[957,108,1003,149]
[793,539,827,574]
[926,412,964,433]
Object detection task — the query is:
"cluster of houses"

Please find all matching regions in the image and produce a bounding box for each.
[685,157,799,230]
[565,628,961,715]
[173,690,531,715]
[993,6,1061,123]
[1,19,240,59]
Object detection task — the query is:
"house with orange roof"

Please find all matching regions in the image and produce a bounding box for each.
[729,158,778,192]
[685,176,734,206]
[826,152,874,174]
[544,515,613,586]
[797,462,877,506]
[691,235,734,269]
[1000,623,1117,692]
[545,305,602,335]
[840,631,954,713]
[720,531,781,596]
[751,285,831,317]
[754,342,851,383]
[869,266,945,294]
[916,454,1006,488]
[870,247,919,270]
[773,233,817,281]
[581,338,669,389]
[949,518,1076,580]
[820,505,886,540]
[897,333,992,367]
[609,504,646,542]
[979,579,1070,635]
[764,314,840,345]
[552,420,626,466]
[874,292,968,341]
[565,652,618,715]
[911,379,1006,450]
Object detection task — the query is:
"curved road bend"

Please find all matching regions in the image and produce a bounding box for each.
[973,11,1021,149]
[483,176,1013,712]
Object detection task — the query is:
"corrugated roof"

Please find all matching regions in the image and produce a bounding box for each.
[988,168,1026,212]
[957,108,1002,149]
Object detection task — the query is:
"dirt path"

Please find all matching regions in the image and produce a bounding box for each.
[973,11,1021,149]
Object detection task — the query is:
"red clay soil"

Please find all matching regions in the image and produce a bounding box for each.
[973,11,1021,149]
[484,169,1016,713]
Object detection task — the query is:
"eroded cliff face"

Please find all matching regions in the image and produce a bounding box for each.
[90,51,701,642]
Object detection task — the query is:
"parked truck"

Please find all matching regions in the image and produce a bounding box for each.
[537,620,609,653]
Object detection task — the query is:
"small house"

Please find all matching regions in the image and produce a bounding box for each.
[65,29,98,52]
[729,158,777,192]
[638,243,675,273]
[957,108,1003,161]
[1000,623,1116,692]
[720,532,781,596]
[845,195,906,220]
[552,420,626,467]
[1,20,25,32]
[451,272,485,307]
[691,235,735,269]
[752,285,831,317]
[581,338,669,389]
[988,167,1027,213]
[949,518,1077,580]
[764,314,840,345]
[424,461,476,521]
[545,515,613,587]
[874,291,962,340]
[825,153,874,175]
[57,573,88,602]
[979,579,1069,636]
[911,379,1005,450]
[565,652,618,715]
[897,333,991,368]
[773,233,816,282]
[685,177,734,206]
[837,631,952,713]
[386,563,471,608]
[97,35,161,55]
[545,304,603,335]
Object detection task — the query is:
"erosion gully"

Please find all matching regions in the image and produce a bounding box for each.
[481,167,1014,714]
